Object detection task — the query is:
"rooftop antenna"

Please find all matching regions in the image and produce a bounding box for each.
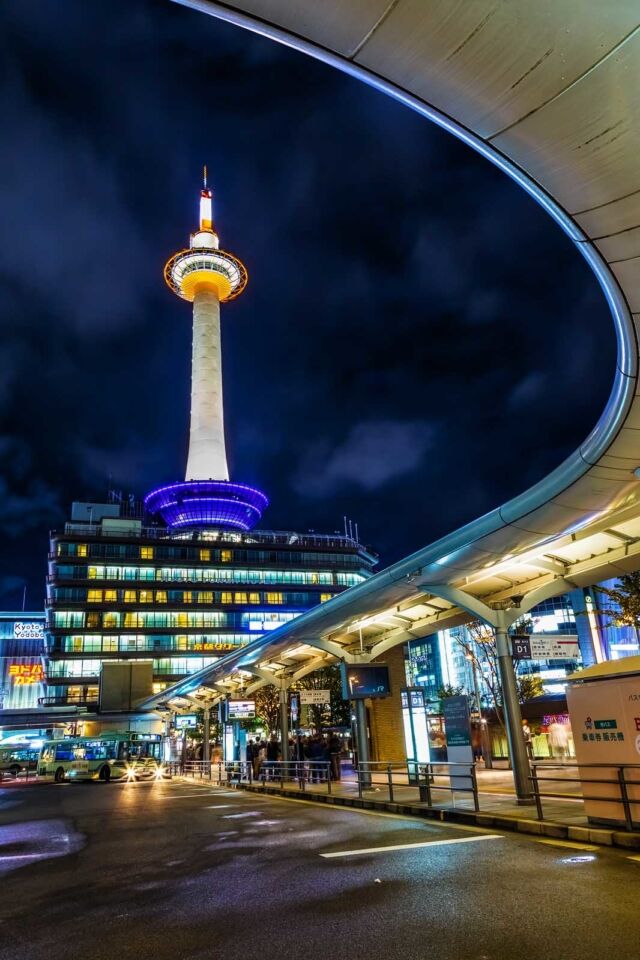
[355,522,359,543]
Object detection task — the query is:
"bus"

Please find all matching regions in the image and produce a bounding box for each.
[0,744,40,779]
[38,732,167,783]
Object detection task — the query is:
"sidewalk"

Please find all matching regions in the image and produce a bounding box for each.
[234,761,640,852]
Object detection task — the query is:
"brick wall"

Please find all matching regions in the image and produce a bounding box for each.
[368,643,408,762]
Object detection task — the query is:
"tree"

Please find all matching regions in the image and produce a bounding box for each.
[596,573,640,634]
[516,674,543,702]
[294,665,349,730]
[437,683,465,700]
[254,685,280,735]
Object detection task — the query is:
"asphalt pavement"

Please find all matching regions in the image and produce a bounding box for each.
[1,777,639,960]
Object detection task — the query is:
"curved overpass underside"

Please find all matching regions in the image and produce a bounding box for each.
[148,0,640,712]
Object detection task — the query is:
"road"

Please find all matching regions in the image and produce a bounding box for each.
[0,778,638,960]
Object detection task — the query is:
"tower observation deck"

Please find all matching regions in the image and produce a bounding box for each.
[145,174,268,531]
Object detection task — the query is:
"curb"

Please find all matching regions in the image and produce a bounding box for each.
[239,783,640,851]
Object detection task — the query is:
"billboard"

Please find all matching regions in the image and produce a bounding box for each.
[340,664,390,700]
[227,699,256,720]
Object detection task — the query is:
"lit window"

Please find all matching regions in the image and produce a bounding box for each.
[221,592,233,604]
[86,612,100,628]
[124,590,137,603]
[104,590,117,603]
[176,635,188,650]
[140,546,154,559]
[139,590,152,604]
[124,613,141,628]
[310,573,319,584]
[77,544,88,557]
[183,591,192,604]
[72,636,83,652]
[177,613,188,627]
[249,592,260,604]
[234,592,247,604]
[199,591,213,604]
[265,592,283,605]
[221,550,232,563]
[320,593,333,602]
[103,612,120,628]
[87,590,103,603]
[87,567,98,580]
[200,548,210,561]
[155,591,167,604]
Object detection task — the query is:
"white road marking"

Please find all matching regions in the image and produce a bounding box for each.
[222,811,260,819]
[204,804,234,810]
[156,793,219,801]
[320,834,503,858]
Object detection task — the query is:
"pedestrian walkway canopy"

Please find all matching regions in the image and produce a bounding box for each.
[147,0,640,715]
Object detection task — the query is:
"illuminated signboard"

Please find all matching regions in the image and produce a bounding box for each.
[340,664,391,700]
[175,714,198,730]
[191,642,236,652]
[9,664,45,686]
[13,622,44,640]
[227,699,256,720]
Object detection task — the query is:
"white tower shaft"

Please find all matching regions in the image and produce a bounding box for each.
[185,287,229,481]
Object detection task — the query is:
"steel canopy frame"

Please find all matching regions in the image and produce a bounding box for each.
[142,1,639,713]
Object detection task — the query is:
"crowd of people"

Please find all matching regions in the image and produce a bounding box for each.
[246,732,343,780]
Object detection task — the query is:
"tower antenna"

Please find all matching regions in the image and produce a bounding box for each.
[203,164,207,189]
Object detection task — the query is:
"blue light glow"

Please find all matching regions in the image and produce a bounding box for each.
[145,480,269,531]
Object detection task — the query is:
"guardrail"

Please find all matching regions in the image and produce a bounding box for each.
[256,760,332,792]
[353,760,480,811]
[177,760,253,784]
[530,762,640,831]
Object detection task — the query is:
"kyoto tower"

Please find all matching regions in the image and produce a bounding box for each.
[145,173,268,531]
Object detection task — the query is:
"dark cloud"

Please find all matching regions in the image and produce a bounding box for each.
[0,0,615,598]
[294,419,436,496]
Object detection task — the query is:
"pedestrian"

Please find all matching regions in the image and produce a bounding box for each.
[522,721,533,760]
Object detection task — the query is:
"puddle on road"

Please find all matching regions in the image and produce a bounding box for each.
[0,819,85,874]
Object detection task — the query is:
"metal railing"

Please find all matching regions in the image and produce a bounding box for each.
[178,760,253,784]
[57,523,372,553]
[531,762,640,831]
[254,760,333,793]
[351,761,480,811]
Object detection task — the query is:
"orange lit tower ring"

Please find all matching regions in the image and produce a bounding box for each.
[164,246,248,302]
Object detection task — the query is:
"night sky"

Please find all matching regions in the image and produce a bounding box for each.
[0,0,615,609]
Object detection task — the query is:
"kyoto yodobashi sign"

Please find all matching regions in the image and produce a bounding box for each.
[443,695,473,790]
[299,689,330,705]
[13,622,44,640]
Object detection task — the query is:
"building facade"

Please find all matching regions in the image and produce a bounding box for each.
[0,612,46,711]
[46,502,376,705]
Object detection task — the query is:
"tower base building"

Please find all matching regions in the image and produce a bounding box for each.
[46,500,376,705]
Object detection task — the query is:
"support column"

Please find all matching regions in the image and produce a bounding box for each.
[353,698,371,788]
[279,685,290,761]
[495,624,531,801]
[202,706,210,763]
